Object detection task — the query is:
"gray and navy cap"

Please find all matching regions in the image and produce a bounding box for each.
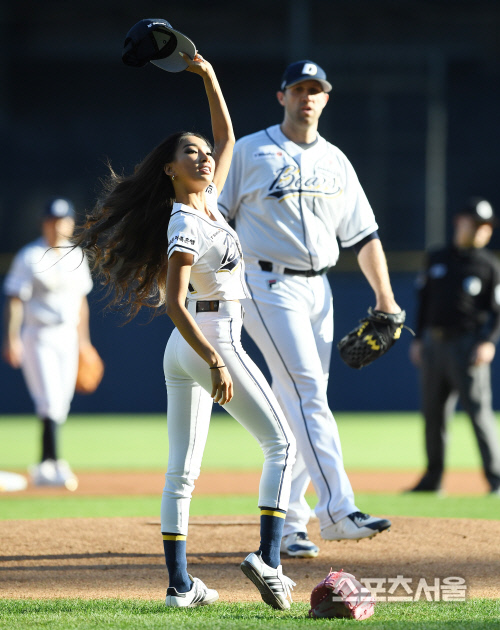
[458,197,496,226]
[280,60,332,93]
[43,198,75,219]
[122,18,196,73]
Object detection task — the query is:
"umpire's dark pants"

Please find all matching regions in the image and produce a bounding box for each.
[420,329,500,491]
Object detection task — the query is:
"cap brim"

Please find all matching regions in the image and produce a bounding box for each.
[150,28,196,72]
[284,77,332,93]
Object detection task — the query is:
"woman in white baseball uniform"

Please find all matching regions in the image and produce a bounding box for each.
[2,198,93,490]
[75,53,296,609]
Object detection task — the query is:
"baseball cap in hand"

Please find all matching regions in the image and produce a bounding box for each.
[43,198,75,219]
[458,197,496,225]
[122,18,196,72]
[280,60,332,93]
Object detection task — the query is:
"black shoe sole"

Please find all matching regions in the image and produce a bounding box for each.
[240,560,287,610]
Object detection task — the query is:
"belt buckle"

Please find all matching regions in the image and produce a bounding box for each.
[196,300,219,313]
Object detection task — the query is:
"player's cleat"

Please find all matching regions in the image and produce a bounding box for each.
[240,551,295,610]
[29,459,78,491]
[29,460,57,486]
[321,511,391,541]
[280,532,319,558]
[165,575,219,607]
[54,460,79,491]
[407,474,442,494]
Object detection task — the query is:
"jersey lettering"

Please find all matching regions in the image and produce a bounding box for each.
[266,164,341,201]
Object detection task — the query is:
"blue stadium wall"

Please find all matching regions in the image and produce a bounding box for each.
[0,271,436,414]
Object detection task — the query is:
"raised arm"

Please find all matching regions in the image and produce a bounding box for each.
[165,250,233,404]
[182,53,235,192]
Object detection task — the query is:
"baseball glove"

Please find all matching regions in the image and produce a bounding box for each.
[75,345,104,395]
[309,569,375,620]
[337,308,408,370]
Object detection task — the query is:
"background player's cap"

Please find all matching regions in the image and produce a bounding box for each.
[280,60,332,93]
[457,197,496,226]
[43,198,75,219]
[122,18,196,73]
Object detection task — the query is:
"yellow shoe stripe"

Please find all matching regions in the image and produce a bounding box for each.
[260,510,286,519]
[162,534,187,541]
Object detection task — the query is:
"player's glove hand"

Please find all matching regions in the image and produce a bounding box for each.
[75,344,105,394]
[309,569,375,620]
[338,308,410,370]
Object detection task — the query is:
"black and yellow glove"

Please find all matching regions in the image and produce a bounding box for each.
[337,308,408,369]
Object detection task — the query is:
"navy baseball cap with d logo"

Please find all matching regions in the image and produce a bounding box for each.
[43,198,75,219]
[122,18,196,72]
[458,197,497,226]
[280,60,332,93]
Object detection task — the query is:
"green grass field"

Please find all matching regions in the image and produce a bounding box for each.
[1,412,498,627]
[0,411,491,471]
[0,599,498,629]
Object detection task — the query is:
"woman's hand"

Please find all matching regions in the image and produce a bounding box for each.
[210,364,233,405]
[181,52,213,77]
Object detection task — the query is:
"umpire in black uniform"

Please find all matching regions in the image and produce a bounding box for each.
[409,197,500,496]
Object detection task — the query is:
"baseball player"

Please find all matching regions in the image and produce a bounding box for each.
[219,60,402,557]
[409,198,500,496]
[2,198,93,490]
[75,52,297,609]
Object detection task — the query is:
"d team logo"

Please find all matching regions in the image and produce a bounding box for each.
[266,164,341,201]
[217,233,241,274]
[302,62,318,77]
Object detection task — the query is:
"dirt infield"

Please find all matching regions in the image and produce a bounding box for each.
[6,468,492,497]
[1,515,499,601]
[1,470,498,602]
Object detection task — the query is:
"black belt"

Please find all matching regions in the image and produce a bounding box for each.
[195,300,220,313]
[258,260,329,277]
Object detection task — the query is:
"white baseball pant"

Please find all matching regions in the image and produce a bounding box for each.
[21,324,79,424]
[242,263,358,535]
[161,300,296,534]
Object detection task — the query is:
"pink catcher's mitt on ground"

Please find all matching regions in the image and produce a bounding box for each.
[309,569,375,620]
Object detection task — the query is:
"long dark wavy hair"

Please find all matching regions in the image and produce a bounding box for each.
[74,131,212,321]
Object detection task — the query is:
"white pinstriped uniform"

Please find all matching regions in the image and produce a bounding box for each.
[218,124,378,535]
[3,238,93,423]
[161,184,295,535]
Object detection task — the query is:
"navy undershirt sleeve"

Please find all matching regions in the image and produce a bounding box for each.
[352,231,380,255]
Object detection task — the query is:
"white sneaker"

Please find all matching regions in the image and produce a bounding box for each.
[165,575,219,607]
[321,511,391,541]
[29,460,78,491]
[240,551,296,610]
[54,460,78,491]
[280,532,319,558]
[29,460,57,486]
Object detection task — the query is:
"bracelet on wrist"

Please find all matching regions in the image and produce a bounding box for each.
[209,365,226,369]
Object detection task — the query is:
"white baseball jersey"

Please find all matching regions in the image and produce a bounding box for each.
[4,237,93,423]
[4,237,93,327]
[167,184,250,301]
[218,124,378,269]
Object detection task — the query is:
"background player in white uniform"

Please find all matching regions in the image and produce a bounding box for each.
[2,198,93,490]
[219,60,402,557]
[75,53,296,610]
